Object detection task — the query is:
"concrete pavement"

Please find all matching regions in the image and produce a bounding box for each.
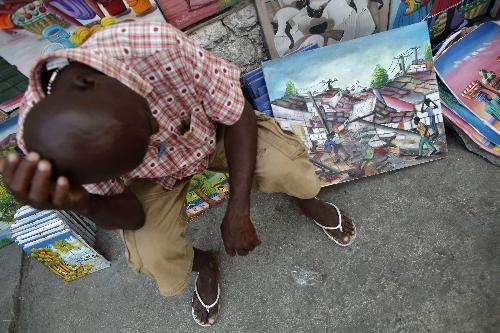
[1,134,499,333]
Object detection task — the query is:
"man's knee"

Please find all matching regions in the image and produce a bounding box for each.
[254,156,320,199]
[124,231,194,296]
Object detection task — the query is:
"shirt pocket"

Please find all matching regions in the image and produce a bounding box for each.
[255,112,308,160]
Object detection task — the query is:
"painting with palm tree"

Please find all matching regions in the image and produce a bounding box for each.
[186,170,229,219]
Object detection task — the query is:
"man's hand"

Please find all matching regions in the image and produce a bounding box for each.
[0,152,89,211]
[220,206,261,256]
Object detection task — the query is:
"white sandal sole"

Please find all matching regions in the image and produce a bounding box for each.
[313,201,356,247]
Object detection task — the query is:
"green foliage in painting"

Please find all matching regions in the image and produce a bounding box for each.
[424,43,432,60]
[370,64,389,88]
[218,0,238,11]
[0,176,19,223]
[284,80,298,97]
[53,240,75,252]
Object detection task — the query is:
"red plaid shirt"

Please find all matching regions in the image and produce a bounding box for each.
[17,21,244,195]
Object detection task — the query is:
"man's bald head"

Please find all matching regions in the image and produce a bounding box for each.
[24,62,157,185]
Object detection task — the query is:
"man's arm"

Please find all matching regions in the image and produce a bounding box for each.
[220,99,261,256]
[74,190,145,230]
[0,153,145,230]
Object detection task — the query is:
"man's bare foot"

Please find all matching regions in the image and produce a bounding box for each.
[297,198,356,245]
[191,251,220,326]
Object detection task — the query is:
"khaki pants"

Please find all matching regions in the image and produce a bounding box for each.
[121,113,320,296]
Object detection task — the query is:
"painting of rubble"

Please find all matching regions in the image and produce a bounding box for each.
[263,22,447,186]
[255,0,390,58]
[434,21,500,134]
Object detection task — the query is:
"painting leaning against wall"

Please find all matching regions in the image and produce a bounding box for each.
[262,22,448,187]
[255,0,390,58]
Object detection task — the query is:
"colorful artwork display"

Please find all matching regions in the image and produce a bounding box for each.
[263,22,447,186]
[11,206,109,281]
[434,21,500,134]
[256,0,390,58]
[388,0,493,41]
[0,1,163,75]
[11,0,68,35]
[155,0,240,30]
[0,115,21,248]
[186,171,229,219]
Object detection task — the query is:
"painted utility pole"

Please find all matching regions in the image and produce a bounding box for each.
[309,91,331,134]
[395,55,407,76]
[410,46,420,64]
[321,78,338,91]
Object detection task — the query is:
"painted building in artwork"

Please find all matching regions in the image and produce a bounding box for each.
[271,65,443,153]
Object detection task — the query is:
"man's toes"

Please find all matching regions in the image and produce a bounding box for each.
[207,306,219,325]
[327,230,349,244]
[343,222,354,230]
[194,300,208,324]
[342,222,354,234]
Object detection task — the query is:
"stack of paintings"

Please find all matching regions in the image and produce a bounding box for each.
[434,21,500,159]
[10,206,110,281]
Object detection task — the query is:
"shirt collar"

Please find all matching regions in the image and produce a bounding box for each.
[29,48,153,101]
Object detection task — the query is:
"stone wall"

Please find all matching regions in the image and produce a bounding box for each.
[187,3,268,73]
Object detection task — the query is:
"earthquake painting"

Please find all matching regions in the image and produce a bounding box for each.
[434,21,500,134]
[255,0,390,58]
[263,22,447,186]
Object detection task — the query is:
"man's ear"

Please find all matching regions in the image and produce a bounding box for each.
[72,74,96,90]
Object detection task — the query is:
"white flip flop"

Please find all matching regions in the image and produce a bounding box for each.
[191,273,220,327]
[313,201,356,247]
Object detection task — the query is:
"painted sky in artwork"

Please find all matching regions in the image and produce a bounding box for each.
[434,21,500,124]
[263,22,430,101]
[0,114,18,142]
